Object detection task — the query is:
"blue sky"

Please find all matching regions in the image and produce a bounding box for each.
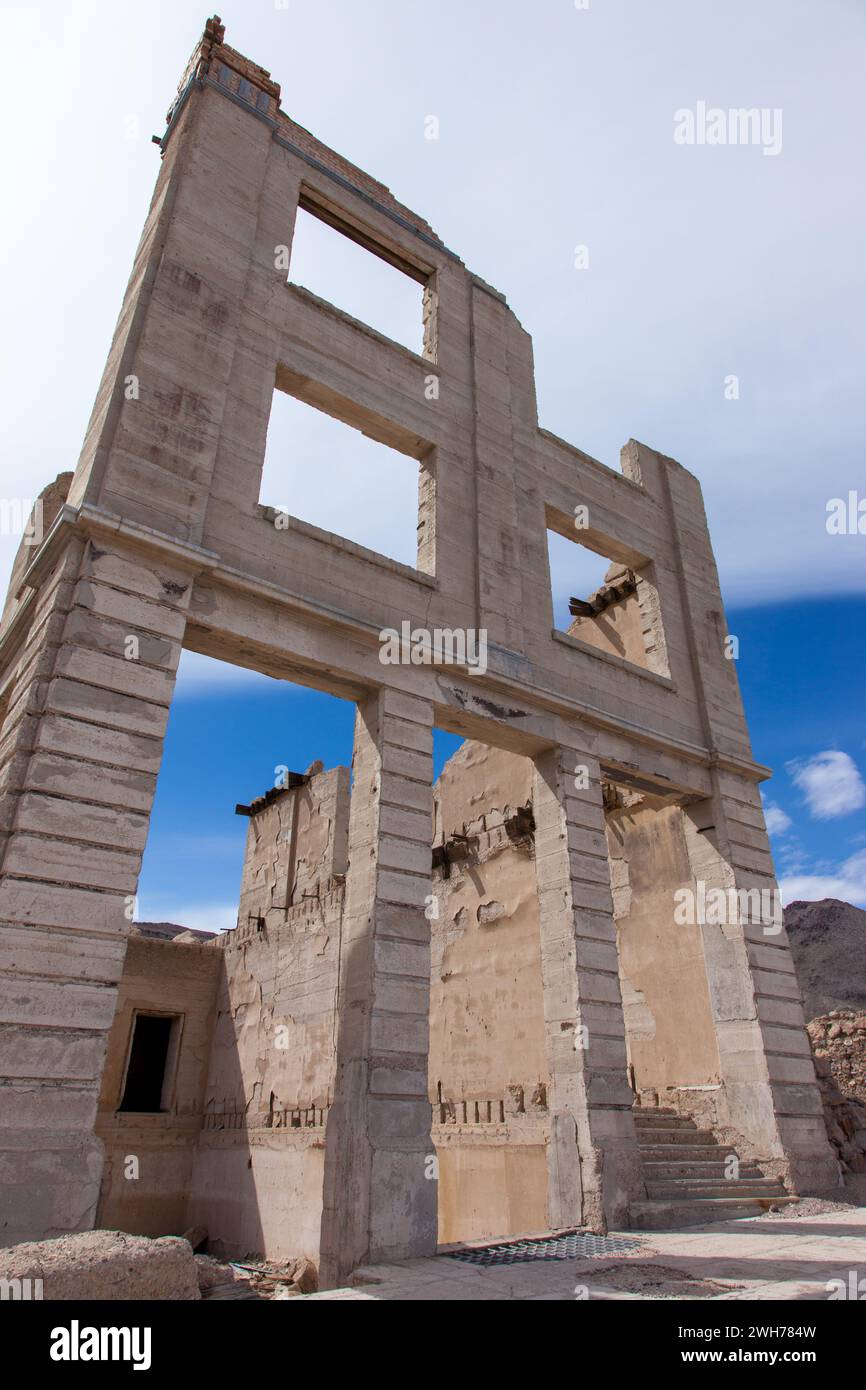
[136,672,465,931]
[1,1,864,923]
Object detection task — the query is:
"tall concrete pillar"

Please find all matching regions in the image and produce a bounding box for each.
[683,775,838,1192]
[622,440,838,1193]
[319,688,437,1286]
[0,530,194,1241]
[533,738,639,1231]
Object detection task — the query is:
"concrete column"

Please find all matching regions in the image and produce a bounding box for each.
[0,535,192,1241]
[533,738,639,1231]
[683,774,838,1192]
[319,688,436,1287]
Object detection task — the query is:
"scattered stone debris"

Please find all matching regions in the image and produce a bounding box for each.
[194,1255,258,1299]
[196,1253,318,1300]
[759,1196,858,1221]
[808,1012,866,1174]
[808,1011,866,1102]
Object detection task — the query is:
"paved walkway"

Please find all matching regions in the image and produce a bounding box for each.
[300,1208,866,1300]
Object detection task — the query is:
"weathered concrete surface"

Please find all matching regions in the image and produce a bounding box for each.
[430,741,548,1243]
[236,767,350,926]
[0,14,834,1268]
[0,536,197,1245]
[430,742,546,1099]
[606,797,720,1093]
[566,561,668,676]
[186,765,349,1261]
[320,690,437,1287]
[95,934,221,1238]
[0,1229,199,1300]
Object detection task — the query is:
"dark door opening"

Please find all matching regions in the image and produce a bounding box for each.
[119,1014,176,1113]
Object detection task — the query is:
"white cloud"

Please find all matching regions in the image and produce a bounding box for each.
[761,798,791,836]
[173,650,287,697]
[135,902,238,934]
[1,4,865,616]
[779,848,866,908]
[787,750,866,820]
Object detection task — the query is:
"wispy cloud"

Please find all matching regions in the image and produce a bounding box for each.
[761,795,791,836]
[787,750,866,820]
[173,650,289,698]
[779,847,866,908]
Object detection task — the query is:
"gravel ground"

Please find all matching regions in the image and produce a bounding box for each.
[760,1195,859,1220]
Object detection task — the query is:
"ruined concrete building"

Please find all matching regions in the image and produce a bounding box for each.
[0,18,837,1287]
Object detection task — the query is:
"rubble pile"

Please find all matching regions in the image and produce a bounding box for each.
[808,1011,866,1174]
[196,1253,318,1300]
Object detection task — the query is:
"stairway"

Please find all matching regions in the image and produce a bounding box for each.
[629,1105,796,1230]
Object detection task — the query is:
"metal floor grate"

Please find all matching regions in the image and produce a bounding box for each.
[445,1231,642,1265]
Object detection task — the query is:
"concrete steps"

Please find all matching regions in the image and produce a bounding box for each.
[630,1103,793,1229]
[635,1128,719,1146]
[639,1147,763,1166]
[642,1160,766,1178]
[645,1178,788,1199]
[630,1197,794,1230]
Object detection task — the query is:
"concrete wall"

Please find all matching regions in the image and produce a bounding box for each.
[436,1137,549,1244]
[95,934,221,1237]
[431,742,546,1098]
[237,767,349,926]
[0,14,835,1260]
[188,768,349,1260]
[95,766,349,1259]
[430,741,550,1242]
[606,799,721,1095]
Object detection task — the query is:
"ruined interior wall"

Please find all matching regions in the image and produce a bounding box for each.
[567,592,648,668]
[237,767,350,926]
[605,799,720,1097]
[430,741,549,1242]
[435,1136,549,1244]
[95,935,222,1237]
[187,885,344,1261]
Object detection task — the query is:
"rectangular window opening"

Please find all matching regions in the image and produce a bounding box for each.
[119,1014,178,1113]
[287,202,434,358]
[136,649,359,936]
[546,527,669,677]
[260,388,435,574]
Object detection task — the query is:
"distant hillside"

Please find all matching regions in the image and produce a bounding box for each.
[131,921,216,942]
[784,898,866,1019]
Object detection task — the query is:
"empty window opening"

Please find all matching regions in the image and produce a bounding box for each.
[287,203,432,357]
[260,390,431,571]
[136,651,357,936]
[120,1014,177,1113]
[546,528,669,676]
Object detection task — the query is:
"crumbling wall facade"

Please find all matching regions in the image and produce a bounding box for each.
[95,933,221,1237]
[0,16,835,1276]
[606,798,721,1096]
[236,767,349,927]
[430,742,549,1242]
[187,896,343,1262]
[188,768,349,1260]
